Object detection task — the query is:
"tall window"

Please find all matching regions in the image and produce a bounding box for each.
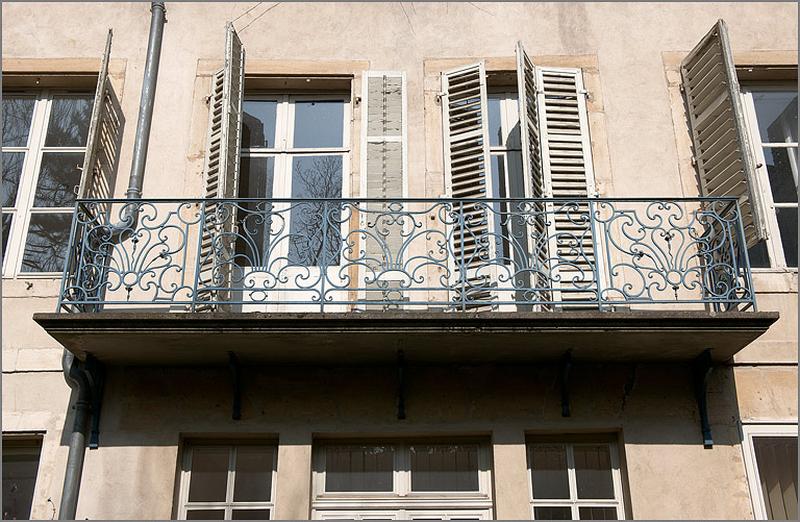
[741,86,798,269]
[527,439,625,520]
[177,443,277,520]
[312,440,493,520]
[2,436,43,520]
[742,424,798,520]
[238,94,350,267]
[2,91,93,276]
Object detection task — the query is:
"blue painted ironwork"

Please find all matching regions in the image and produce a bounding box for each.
[56,197,757,313]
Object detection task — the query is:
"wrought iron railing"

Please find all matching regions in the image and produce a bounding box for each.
[56,197,756,313]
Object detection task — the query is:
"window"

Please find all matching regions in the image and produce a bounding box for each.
[312,440,493,520]
[527,440,625,520]
[177,443,277,520]
[238,94,350,267]
[2,436,42,520]
[2,91,93,276]
[742,424,798,520]
[741,86,798,269]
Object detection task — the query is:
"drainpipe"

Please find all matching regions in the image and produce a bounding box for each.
[58,2,166,519]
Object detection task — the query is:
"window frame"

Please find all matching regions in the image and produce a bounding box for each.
[176,442,278,520]
[2,434,44,521]
[739,82,799,271]
[2,89,92,278]
[311,440,493,519]
[527,440,626,520]
[740,422,799,520]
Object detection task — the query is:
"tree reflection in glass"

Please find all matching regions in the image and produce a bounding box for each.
[44,96,93,147]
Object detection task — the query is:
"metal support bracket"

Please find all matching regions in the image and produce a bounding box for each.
[693,349,714,447]
[84,355,105,449]
[396,350,406,420]
[228,351,241,421]
[560,350,572,417]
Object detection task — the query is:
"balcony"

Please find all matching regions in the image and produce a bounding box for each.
[33,197,778,365]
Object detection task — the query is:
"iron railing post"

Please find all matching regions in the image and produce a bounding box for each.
[191,200,207,313]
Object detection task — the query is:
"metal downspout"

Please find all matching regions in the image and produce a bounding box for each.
[58,2,166,518]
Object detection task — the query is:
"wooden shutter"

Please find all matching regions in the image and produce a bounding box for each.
[441,62,498,308]
[681,19,767,247]
[362,71,406,309]
[196,23,245,309]
[78,29,123,205]
[538,66,598,305]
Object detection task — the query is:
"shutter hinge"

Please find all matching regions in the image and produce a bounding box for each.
[679,84,685,94]
[691,156,697,167]
[354,95,362,106]
[578,89,592,101]
[435,91,447,103]
[204,94,212,105]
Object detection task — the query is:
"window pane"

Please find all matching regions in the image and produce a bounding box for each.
[288,155,343,266]
[753,436,798,520]
[748,240,771,268]
[237,157,275,266]
[186,510,225,520]
[232,509,271,520]
[579,507,618,520]
[33,152,84,207]
[534,506,572,520]
[752,91,798,143]
[488,97,502,147]
[574,445,614,499]
[2,213,12,257]
[410,444,479,492]
[776,207,798,268]
[293,100,344,148]
[324,444,394,492]
[239,157,275,199]
[44,95,93,147]
[21,213,72,273]
[233,446,274,502]
[2,152,25,207]
[764,148,798,203]
[2,96,35,147]
[2,443,41,521]
[242,100,278,148]
[530,445,570,499]
[187,447,229,502]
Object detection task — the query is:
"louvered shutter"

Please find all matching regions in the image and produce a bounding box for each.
[362,71,406,309]
[196,23,245,309]
[681,19,767,247]
[516,42,551,306]
[441,62,499,309]
[537,66,599,305]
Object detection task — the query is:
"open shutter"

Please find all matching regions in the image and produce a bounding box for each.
[441,62,499,309]
[681,19,767,247]
[196,23,245,310]
[538,66,599,305]
[361,71,406,309]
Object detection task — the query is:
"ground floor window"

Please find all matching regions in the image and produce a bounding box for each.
[742,423,798,520]
[2,435,43,520]
[311,439,493,520]
[527,436,625,520]
[177,442,277,520]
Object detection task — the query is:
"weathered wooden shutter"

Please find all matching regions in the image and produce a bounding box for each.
[196,23,245,309]
[362,71,406,309]
[516,42,551,306]
[537,66,598,305]
[441,62,499,308]
[681,19,767,247]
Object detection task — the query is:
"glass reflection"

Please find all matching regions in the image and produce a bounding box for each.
[44,96,93,147]
[293,101,344,148]
[242,100,278,149]
[20,213,72,272]
[33,152,84,207]
[2,96,35,147]
[2,152,25,207]
[753,91,798,143]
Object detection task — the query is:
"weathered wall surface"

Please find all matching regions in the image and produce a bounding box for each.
[1,2,797,520]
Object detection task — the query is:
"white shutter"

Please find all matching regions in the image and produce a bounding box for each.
[361,71,407,309]
[538,66,598,305]
[441,62,499,308]
[78,29,123,204]
[196,23,245,309]
[681,19,767,247]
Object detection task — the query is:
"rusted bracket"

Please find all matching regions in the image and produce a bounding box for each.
[396,350,406,420]
[228,351,241,420]
[693,349,714,447]
[560,350,572,417]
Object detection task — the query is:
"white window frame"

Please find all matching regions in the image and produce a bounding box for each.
[177,443,278,520]
[740,83,799,271]
[527,441,625,520]
[311,441,493,520]
[2,90,91,278]
[740,422,799,520]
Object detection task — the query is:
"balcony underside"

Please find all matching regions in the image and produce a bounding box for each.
[34,310,778,366]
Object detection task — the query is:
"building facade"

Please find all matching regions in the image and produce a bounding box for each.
[1,2,797,520]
